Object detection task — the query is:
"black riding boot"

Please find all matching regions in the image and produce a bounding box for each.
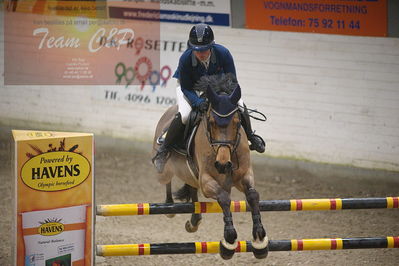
[152,113,185,173]
[240,105,266,153]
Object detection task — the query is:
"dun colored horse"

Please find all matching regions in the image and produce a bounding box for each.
[152,74,268,259]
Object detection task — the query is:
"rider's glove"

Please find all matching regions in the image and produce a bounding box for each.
[197,99,209,113]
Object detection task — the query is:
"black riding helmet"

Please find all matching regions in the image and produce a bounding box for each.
[188,23,215,51]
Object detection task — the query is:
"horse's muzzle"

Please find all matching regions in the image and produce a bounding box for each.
[214,161,233,174]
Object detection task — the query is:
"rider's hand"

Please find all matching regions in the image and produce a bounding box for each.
[197,100,209,113]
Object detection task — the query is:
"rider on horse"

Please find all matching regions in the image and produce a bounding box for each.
[153,23,265,173]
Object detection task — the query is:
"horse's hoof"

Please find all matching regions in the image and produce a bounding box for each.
[252,246,269,259]
[219,240,237,260]
[185,220,201,233]
[252,236,269,259]
[165,213,175,218]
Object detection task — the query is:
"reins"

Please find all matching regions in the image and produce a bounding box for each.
[240,105,267,122]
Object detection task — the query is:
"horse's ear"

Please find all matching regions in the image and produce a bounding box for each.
[207,85,218,107]
[230,84,241,105]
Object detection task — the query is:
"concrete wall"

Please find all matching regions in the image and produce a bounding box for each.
[1,12,399,171]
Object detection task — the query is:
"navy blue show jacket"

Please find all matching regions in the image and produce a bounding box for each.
[173,44,237,107]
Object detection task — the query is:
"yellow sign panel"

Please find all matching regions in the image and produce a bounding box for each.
[12,130,94,266]
[21,151,91,191]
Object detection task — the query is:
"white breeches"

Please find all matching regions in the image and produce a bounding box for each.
[176,86,244,125]
[176,86,193,125]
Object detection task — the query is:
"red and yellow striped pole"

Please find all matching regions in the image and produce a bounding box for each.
[291,238,343,250]
[97,237,399,256]
[193,201,247,213]
[97,197,399,216]
[97,203,150,216]
[387,197,399,208]
[289,198,343,211]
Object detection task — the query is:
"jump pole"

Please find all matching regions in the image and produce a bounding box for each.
[97,197,399,216]
[97,236,399,256]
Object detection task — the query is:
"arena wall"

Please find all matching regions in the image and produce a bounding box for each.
[1,13,398,171]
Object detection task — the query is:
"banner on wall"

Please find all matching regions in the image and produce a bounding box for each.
[91,23,190,109]
[246,0,387,37]
[108,0,230,26]
[4,1,160,85]
[4,0,107,18]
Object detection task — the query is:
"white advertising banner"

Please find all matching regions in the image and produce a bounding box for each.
[108,0,231,26]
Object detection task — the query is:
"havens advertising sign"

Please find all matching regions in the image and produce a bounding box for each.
[21,151,91,192]
[12,130,94,266]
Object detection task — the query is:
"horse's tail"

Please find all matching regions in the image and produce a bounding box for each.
[173,183,192,202]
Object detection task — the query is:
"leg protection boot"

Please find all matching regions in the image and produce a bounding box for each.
[240,106,266,153]
[152,113,185,173]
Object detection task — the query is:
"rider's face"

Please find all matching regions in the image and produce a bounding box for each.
[194,49,211,62]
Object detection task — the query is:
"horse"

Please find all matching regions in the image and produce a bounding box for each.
[152,74,268,259]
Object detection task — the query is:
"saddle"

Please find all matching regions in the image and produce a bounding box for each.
[156,110,202,178]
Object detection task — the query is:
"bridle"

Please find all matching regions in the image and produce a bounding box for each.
[204,106,241,158]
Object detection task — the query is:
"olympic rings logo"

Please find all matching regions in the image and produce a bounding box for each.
[115,57,172,91]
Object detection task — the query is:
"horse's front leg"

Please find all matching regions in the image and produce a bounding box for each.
[217,189,238,259]
[244,183,268,259]
[201,173,237,260]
